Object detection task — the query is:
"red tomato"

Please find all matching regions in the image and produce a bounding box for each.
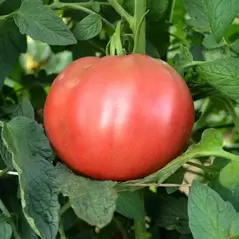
[44,54,194,181]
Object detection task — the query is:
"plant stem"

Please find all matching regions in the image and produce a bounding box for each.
[50,2,115,32]
[0,200,21,239]
[132,0,147,54]
[0,12,15,21]
[169,0,176,23]
[0,167,9,177]
[108,0,134,28]
[60,200,71,216]
[134,191,147,239]
[224,99,239,135]
[59,218,67,239]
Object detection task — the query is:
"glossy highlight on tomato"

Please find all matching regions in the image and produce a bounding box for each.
[44,54,195,181]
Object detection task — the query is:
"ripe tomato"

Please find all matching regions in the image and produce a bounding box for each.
[44,54,194,181]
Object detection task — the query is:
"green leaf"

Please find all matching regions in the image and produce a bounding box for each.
[196,58,239,103]
[174,45,193,74]
[0,0,21,15]
[211,160,239,211]
[0,128,13,169]
[11,97,34,120]
[56,164,117,228]
[231,38,239,55]
[188,180,239,239]
[203,47,228,61]
[147,0,169,21]
[165,167,186,194]
[1,116,60,239]
[156,196,189,234]
[0,0,5,4]
[0,214,12,239]
[119,128,227,187]
[0,19,26,88]
[29,85,47,109]
[116,191,144,220]
[183,0,239,44]
[14,0,76,45]
[73,14,102,41]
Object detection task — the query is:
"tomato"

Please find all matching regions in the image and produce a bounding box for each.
[44,54,194,181]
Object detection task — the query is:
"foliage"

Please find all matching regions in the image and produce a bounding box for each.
[0,0,239,238]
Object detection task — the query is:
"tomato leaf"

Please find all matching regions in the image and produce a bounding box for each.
[174,45,193,74]
[156,196,189,234]
[0,213,12,239]
[165,167,186,194]
[116,191,144,220]
[0,19,26,88]
[0,128,13,169]
[183,0,239,46]
[11,97,35,120]
[0,0,21,15]
[188,180,239,239]
[1,117,60,239]
[147,0,169,21]
[56,164,117,228]
[73,14,102,41]
[211,160,239,211]
[13,0,77,45]
[231,39,239,55]
[196,58,239,102]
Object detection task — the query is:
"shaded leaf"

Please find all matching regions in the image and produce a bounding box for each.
[14,0,76,45]
[211,160,239,211]
[189,180,239,239]
[231,38,239,55]
[56,164,117,228]
[0,213,12,239]
[0,0,21,15]
[165,167,186,194]
[0,19,26,88]
[0,128,13,169]
[174,45,193,74]
[2,117,59,239]
[11,97,34,120]
[73,14,102,40]
[116,191,144,220]
[147,0,169,21]
[157,196,189,234]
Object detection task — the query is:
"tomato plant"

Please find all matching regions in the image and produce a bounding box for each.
[1,0,239,239]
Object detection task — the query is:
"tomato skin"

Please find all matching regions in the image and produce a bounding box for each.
[44,54,194,181]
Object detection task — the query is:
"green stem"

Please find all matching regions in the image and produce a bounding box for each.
[224,99,239,135]
[132,0,147,54]
[169,0,176,23]
[0,200,21,239]
[134,191,147,239]
[108,0,134,28]
[50,2,115,32]
[0,168,9,177]
[60,200,71,216]
[0,12,15,21]
[59,218,67,239]
[109,21,125,56]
